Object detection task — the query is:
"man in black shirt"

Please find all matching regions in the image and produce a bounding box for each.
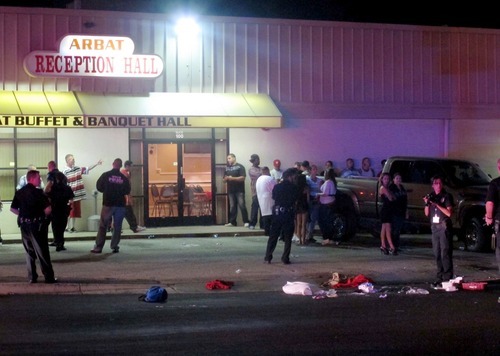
[424,175,454,288]
[10,170,56,283]
[91,158,131,254]
[264,168,300,265]
[223,153,250,227]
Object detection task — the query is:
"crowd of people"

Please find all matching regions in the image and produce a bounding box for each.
[7,155,144,284]
[223,154,394,265]
[4,153,500,289]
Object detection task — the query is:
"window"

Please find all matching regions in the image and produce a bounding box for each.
[0,128,56,200]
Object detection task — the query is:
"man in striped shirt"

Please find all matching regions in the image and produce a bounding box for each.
[63,154,102,232]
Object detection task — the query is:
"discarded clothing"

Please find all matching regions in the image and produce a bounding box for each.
[320,272,348,288]
[331,274,373,289]
[205,279,235,290]
[282,281,313,295]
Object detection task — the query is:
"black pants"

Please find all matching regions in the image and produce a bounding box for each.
[431,222,453,281]
[318,204,334,240]
[265,211,294,263]
[20,221,55,282]
[391,215,405,249]
[261,215,272,236]
[250,195,262,228]
[494,220,500,273]
[124,205,138,231]
[51,214,69,247]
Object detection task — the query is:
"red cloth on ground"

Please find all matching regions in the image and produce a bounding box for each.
[332,274,373,288]
[205,279,235,290]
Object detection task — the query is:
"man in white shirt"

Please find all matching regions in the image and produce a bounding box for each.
[256,166,276,236]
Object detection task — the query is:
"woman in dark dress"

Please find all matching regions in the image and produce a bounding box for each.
[379,172,397,255]
[389,172,408,251]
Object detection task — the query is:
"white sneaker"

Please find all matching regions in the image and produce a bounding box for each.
[134,226,146,232]
[224,223,234,227]
[291,235,300,243]
[244,223,250,228]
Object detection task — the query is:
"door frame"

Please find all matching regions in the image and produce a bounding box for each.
[144,140,215,227]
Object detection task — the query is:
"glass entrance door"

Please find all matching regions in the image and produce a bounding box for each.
[146,142,213,226]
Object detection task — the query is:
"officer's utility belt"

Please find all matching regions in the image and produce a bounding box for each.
[273,205,294,215]
[19,217,45,224]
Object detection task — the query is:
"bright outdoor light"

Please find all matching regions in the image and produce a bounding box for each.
[175,17,200,39]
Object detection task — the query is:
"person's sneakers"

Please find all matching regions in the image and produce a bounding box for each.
[112,248,119,253]
[134,226,146,233]
[90,249,102,254]
[56,246,66,252]
[291,235,300,243]
[224,223,235,227]
[45,278,58,284]
[244,223,250,228]
[49,241,57,247]
[248,225,255,230]
[68,228,76,233]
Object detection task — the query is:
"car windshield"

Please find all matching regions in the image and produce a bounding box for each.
[442,161,491,187]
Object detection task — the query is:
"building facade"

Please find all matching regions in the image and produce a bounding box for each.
[1,6,499,233]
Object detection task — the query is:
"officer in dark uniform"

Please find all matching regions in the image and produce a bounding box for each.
[10,169,56,283]
[423,175,454,288]
[265,168,300,264]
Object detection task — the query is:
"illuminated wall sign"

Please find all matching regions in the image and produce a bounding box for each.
[1,115,84,127]
[23,35,164,78]
[1,115,282,128]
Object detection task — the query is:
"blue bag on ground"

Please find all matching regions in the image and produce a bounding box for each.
[139,286,168,303]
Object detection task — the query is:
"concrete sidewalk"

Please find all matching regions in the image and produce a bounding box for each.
[0,224,261,244]
[0,226,498,296]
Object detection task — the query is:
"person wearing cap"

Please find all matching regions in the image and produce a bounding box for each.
[270,159,283,182]
[120,160,146,233]
[223,153,250,227]
[248,154,262,230]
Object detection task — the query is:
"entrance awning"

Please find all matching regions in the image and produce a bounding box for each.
[0,91,283,128]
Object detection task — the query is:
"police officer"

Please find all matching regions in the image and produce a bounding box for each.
[423,175,454,288]
[264,168,300,264]
[10,169,56,283]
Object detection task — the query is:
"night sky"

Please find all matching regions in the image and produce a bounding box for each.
[3,0,499,30]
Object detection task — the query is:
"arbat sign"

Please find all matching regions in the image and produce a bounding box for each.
[23,35,163,78]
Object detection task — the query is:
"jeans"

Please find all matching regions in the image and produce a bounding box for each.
[94,206,126,251]
[307,200,320,236]
[227,191,249,226]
